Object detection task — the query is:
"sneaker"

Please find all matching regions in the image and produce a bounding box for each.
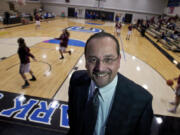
[168,108,176,113]
[60,56,64,59]
[69,51,71,55]
[22,82,30,89]
[30,77,36,81]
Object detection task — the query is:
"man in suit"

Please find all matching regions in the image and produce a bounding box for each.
[67,32,153,135]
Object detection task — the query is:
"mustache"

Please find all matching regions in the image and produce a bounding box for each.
[93,70,110,75]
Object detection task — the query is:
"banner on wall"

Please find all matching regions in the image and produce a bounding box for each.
[168,0,180,7]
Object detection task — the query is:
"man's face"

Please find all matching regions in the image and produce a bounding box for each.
[85,37,121,88]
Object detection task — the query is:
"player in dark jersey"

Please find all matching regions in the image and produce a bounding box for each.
[126,24,133,40]
[58,29,71,59]
[17,38,37,89]
[35,13,41,29]
[115,22,122,36]
[168,75,180,113]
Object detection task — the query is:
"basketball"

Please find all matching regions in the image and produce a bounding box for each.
[166,79,174,86]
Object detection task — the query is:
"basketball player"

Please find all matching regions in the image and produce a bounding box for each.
[168,75,180,113]
[35,13,41,29]
[57,29,71,59]
[17,38,37,89]
[115,21,122,36]
[126,24,133,40]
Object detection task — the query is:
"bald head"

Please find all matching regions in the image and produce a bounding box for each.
[85,32,120,56]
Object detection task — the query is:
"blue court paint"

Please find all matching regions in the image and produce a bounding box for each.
[66,26,103,33]
[44,39,85,47]
[86,22,102,25]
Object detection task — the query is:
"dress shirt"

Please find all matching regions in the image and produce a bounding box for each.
[88,75,118,135]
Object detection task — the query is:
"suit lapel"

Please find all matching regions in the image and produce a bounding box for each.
[105,74,129,134]
[78,75,91,111]
[77,75,91,135]
[80,82,90,109]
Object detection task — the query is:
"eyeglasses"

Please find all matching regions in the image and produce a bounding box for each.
[87,56,119,65]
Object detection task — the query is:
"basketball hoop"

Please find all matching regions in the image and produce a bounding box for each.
[17,0,26,6]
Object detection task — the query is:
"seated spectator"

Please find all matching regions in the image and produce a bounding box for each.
[145,20,150,29]
[122,16,125,23]
[74,11,77,18]
[95,13,99,19]
[136,19,141,28]
[86,12,90,19]
[170,30,179,40]
[44,12,49,19]
[140,22,147,37]
[167,22,176,30]
[157,32,170,44]
[155,23,161,32]
[92,12,96,19]
[150,16,155,24]
[90,12,93,19]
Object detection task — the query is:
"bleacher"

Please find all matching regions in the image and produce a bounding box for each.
[145,16,180,52]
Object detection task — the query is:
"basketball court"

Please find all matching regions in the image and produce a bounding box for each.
[0,17,180,134]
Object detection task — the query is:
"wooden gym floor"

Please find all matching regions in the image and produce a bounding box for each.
[0,17,180,118]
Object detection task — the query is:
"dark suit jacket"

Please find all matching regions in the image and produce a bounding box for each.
[67,70,153,135]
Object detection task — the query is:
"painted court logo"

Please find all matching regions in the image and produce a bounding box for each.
[66,26,103,33]
[0,91,69,133]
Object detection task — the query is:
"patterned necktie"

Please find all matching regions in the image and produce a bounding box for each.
[84,88,100,135]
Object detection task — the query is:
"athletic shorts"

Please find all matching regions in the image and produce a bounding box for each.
[128,31,132,35]
[19,63,30,74]
[36,21,40,25]
[116,29,121,33]
[59,46,66,52]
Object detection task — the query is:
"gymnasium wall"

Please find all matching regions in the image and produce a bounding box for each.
[164,6,180,16]
[163,0,180,16]
[0,0,41,16]
[102,0,165,15]
[41,4,67,17]
[0,1,10,13]
[41,0,166,21]
[41,0,166,14]
[15,2,41,14]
